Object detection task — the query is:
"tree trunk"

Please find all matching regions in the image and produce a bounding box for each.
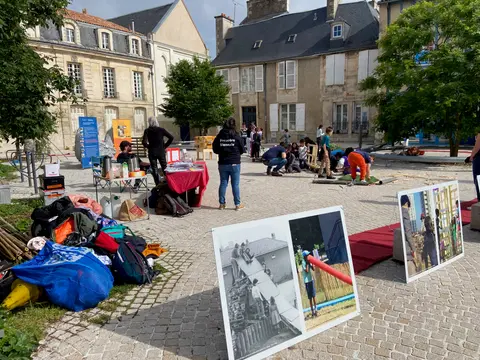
[358,129,363,149]
[449,113,461,157]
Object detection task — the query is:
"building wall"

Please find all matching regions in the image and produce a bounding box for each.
[379,0,415,33]
[32,43,154,149]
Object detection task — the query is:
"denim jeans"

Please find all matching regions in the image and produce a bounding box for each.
[473,156,480,200]
[268,158,287,172]
[218,164,241,206]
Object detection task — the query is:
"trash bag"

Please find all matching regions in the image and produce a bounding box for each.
[12,242,113,312]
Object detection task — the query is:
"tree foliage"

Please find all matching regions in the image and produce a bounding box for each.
[160,57,234,135]
[0,0,79,145]
[361,0,480,156]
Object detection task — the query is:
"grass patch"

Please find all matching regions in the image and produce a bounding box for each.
[0,197,43,233]
[109,284,135,299]
[87,314,110,326]
[0,164,18,182]
[153,263,169,274]
[97,300,120,313]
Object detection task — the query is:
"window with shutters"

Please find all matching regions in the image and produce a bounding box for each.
[103,68,116,98]
[278,61,297,89]
[255,65,263,92]
[133,72,143,100]
[67,63,82,95]
[358,50,379,83]
[326,54,345,86]
[333,104,348,134]
[280,104,296,131]
[230,68,239,94]
[240,67,255,93]
[216,69,229,86]
[352,104,369,134]
[278,62,285,89]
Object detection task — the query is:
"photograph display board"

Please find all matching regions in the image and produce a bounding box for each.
[398,181,464,283]
[112,119,132,158]
[212,206,360,360]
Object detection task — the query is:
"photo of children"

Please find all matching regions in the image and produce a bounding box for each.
[288,210,359,332]
[432,183,463,263]
[214,222,302,360]
[399,190,440,279]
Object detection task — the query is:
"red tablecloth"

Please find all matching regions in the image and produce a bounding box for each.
[165,161,209,207]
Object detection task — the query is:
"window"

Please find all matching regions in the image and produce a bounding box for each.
[253,40,263,49]
[255,65,263,92]
[70,106,85,134]
[325,54,345,85]
[103,68,116,98]
[67,63,82,95]
[101,32,111,50]
[230,68,239,94]
[332,24,343,38]
[104,107,118,133]
[134,108,146,135]
[216,69,229,86]
[240,67,255,93]
[352,104,369,134]
[287,34,297,43]
[278,61,297,89]
[131,39,140,55]
[66,27,75,43]
[280,104,296,131]
[358,50,379,82]
[333,104,348,134]
[133,71,143,100]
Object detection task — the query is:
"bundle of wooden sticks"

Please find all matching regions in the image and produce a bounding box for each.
[0,216,33,262]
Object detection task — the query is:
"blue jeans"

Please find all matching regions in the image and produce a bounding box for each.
[218,164,241,206]
[268,158,287,172]
[473,156,480,200]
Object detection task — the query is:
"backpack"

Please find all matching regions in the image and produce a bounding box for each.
[111,242,154,285]
[162,194,193,217]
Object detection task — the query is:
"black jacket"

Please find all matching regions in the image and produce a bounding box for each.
[213,129,245,165]
[142,127,174,155]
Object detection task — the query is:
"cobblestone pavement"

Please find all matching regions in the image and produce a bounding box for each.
[23,156,480,360]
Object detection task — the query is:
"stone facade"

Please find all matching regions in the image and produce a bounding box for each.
[378,0,415,33]
[27,10,155,149]
[215,14,233,56]
[246,0,289,22]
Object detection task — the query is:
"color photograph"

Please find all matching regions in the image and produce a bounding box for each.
[213,220,303,360]
[432,182,464,263]
[288,209,359,333]
[398,189,440,281]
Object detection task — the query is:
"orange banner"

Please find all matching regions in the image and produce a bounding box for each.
[112,119,132,159]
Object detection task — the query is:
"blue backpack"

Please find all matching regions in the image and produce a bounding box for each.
[111,241,153,285]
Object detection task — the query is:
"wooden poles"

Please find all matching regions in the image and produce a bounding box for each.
[0,216,33,262]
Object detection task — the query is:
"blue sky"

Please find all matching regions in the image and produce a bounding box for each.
[413,192,426,231]
[68,0,344,57]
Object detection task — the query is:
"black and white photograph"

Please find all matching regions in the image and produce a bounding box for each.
[213,220,303,360]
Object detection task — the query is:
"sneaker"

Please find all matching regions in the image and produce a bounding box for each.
[327,175,336,180]
[266,167,272,176]
[318,174,326,178]
[360,180,368,184]
[235,204,245,211]
[219,204,226,210]
[272,171,282,177]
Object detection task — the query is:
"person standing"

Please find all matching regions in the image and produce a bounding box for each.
[212,117,245,210]
[302,251,317,318]
[251,279,265,318]
[252,128,262,161]
[231,244,240,284]
[316,125,324,149]
[269,297,281,334]
[467,132,480,200]
[240,123,248,150]
[142,117,174,186]
[400,195,418,276]
[281,129,291,146]
[422,216,438,269]
[318,127,335,179]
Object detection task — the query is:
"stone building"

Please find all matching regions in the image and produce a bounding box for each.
[378,0,416,33]
[212,0,380,143]
[27,9,155,149]
[109,0,209,141]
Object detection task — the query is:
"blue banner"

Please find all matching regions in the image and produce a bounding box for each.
[79,117,99,169]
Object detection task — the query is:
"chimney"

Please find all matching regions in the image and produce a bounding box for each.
[214,13,233,56]
[131,20,135,33]
[246,0,289,22]
[82,8,87,14]
[326,0,339,22]
[271,233,275,240]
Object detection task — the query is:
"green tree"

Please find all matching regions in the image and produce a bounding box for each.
[160,57,234,135]
[0,0,79,147]
[361,0,480,156]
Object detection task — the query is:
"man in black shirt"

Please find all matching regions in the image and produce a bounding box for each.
[262,143,287,176]
[117,141,149,190]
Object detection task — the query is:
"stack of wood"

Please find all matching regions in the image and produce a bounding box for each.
[0,217,33,262]
[406,147,425,156]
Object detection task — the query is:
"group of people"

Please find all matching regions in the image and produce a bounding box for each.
[241,123,263,161]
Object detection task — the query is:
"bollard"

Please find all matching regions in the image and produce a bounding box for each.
[25,152,32,188]
[31,152,38,194]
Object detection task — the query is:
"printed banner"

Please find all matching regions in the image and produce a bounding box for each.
[79,117,99,169]
[112,119,132,159]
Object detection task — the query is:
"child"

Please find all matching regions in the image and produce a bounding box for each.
[281,129,291,146]
[302,250,317,317]
[291,142,299,159]
[318,127,335,179]
[269,297,281,334]
[298,139,308,169]
[252,127,261,161]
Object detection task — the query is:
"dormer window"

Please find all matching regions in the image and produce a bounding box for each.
[287,34,297,43]
[62,21,80,44]
[333,24,343,39]
[253,40,263,49]
[66,27,75,43]
[129,36,142,56]
[101,32,110,49]
[98,29,113,51]
[132,39,139,55]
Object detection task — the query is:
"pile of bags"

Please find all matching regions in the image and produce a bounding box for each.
[148,183,194,217]
[0,195,165,312]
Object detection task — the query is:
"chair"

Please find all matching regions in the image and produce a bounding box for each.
[197,148,217,161]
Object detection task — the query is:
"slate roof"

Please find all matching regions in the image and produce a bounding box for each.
[212,1,379,67]
[108,3,174,36]
[65,9,142,35]
[221,238,288,268]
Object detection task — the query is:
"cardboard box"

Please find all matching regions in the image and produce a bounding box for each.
[44,163,60,177]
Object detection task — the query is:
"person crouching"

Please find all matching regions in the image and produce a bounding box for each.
[344,148,373,184]
[261,143,287,177]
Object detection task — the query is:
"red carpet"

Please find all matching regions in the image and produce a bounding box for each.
[349,199,475,274]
